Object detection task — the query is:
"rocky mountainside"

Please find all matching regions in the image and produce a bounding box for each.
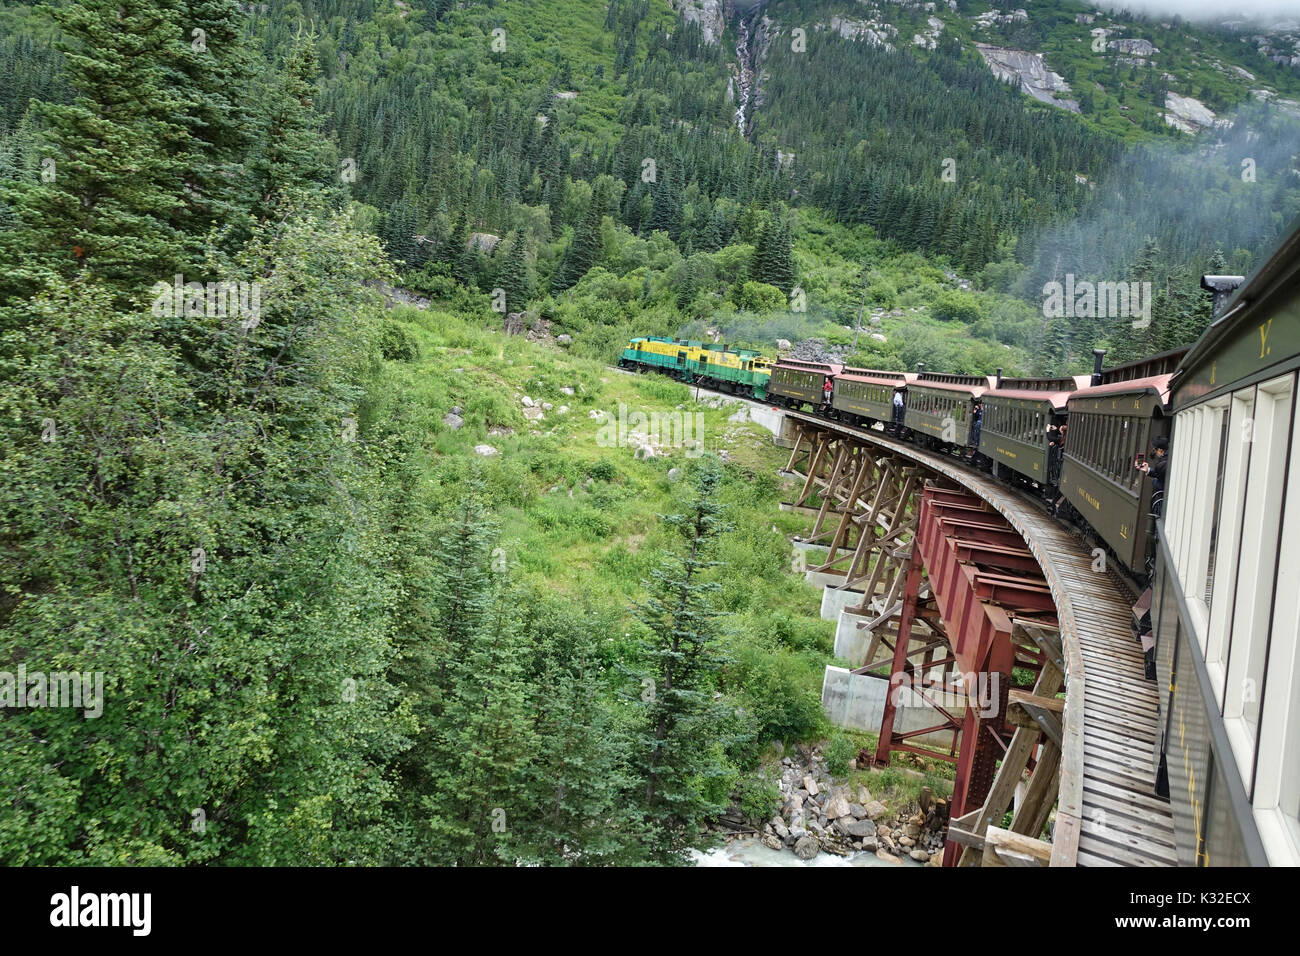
[674,0,1300,139]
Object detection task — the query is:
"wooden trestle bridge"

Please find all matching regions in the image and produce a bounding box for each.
[779,412,1176,867]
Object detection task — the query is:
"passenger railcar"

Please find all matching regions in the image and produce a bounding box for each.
[829,368,913,427]
[1057,349,1186,577]
[1154,221,1300,866]
[980,373,1091,489]
[903,371,996,448]
[769,359,842,409]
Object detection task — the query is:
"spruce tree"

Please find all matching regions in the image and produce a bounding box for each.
[495,231,533,313]
[0,0,191,298]
[515,598,641,866]
[628,459,742,863]
[247,34,340,223]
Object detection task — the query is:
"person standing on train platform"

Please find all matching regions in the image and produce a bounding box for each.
[892,389,904,432]
[1137,434,1169,515]
[968,399,983,456]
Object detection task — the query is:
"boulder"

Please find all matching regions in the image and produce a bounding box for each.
[857,786,872,805]
[772,818,790,841]
[442,412,464,430]
[557,334,573,345]
[825,794,852,820]
[560,386,575,396]
[466,232,500,254]
[523,406,545,421]
[521,396,535,407]
[793,835,821,860]
[761,833,783,851]
[449,406,463,416]
[558,405,569,415]
[848,803,867,819]
[777,338,792,350]
[864,800,887,820]
[875,848,902,865]
[842,818,877,839]
[668,467,682,481]
[473,445,498,457]
[899,836,915,848]
[802,775,819,796]
[859,836,879,852]
[541,402,553,411]
[910,849,931,863]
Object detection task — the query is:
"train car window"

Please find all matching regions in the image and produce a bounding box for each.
[1204,391,1256,706]
[1224,375,1294,778]
[1253,390,1300,861]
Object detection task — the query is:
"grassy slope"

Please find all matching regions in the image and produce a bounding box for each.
[369,302,847,740]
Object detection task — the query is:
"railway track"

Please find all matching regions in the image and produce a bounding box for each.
[775,407,1176,866]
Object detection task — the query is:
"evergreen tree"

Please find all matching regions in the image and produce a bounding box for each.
[247,34,339,223]
[495,231,533,313]
[628,460,741,863]
[515,598,641,866]
[554,177,610,290]
[0,0,191,298]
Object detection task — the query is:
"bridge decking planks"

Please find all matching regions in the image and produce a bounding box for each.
[785,412,1176,867]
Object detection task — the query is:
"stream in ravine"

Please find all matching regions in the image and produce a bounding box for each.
[693,837,924,867]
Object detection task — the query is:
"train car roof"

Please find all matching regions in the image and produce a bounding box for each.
[838,367,914,387]
[1068,373,1176,405]
[904,369,993,392]
[1097,347,1189,384]
[986,375,1091,410]
[773,359,843,374]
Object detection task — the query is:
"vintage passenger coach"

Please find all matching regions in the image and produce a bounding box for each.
[1155,221,1300,866]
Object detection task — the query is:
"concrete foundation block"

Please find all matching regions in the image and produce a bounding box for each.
[821,666,967,747]
[819,584,867,620]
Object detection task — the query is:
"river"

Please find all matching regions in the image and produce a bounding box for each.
[693,836,923,867]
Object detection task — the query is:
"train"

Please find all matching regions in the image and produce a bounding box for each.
[1154,223,1300,866]
[621,210,1300,868]
[620,335,1179,585]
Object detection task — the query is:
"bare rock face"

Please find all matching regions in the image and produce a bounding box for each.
[1163,92,1220,134]
[466,232,501,254]
[1108,37,1158,57]
[677,0,726,45]
[826,17,896,50]
[976,44,1080,113]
